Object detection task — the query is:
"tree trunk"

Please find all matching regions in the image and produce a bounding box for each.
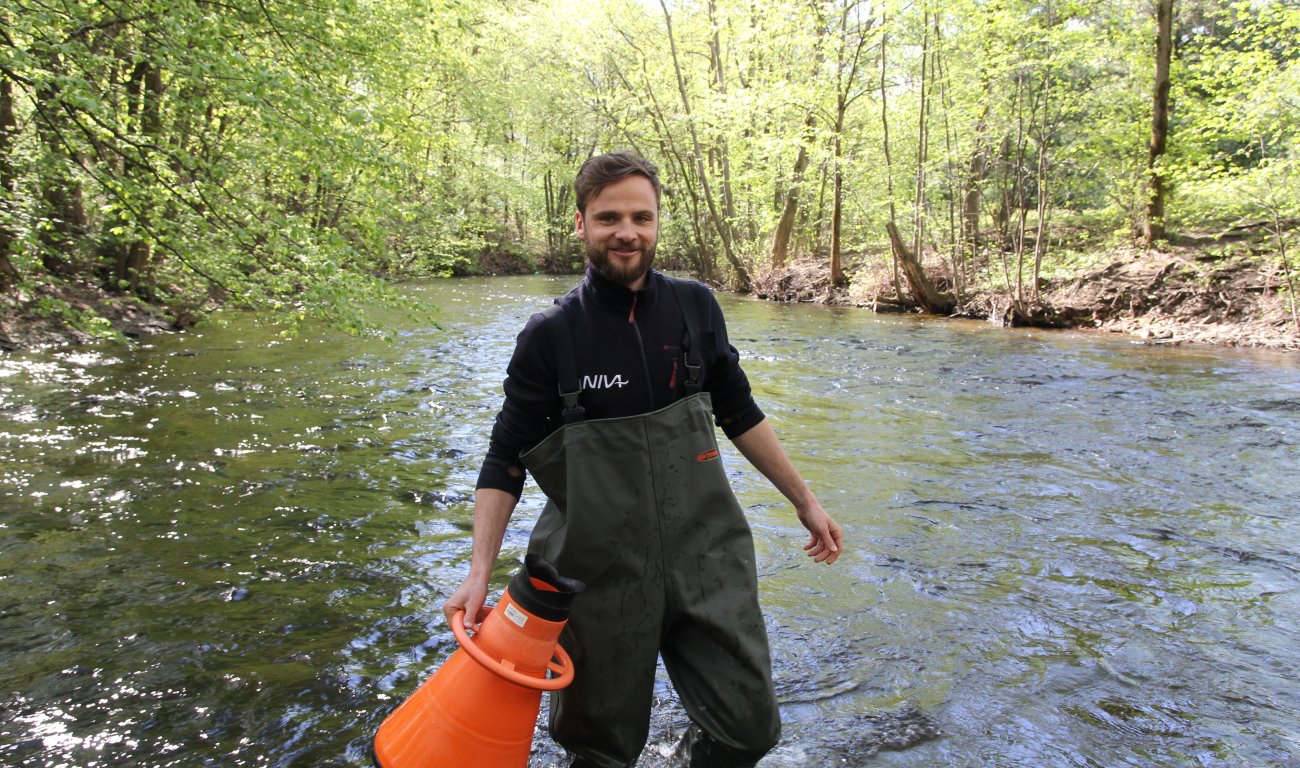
[912,10,931,264]
[879,12,903,297]
[1144,0,1174,245]
[0,62,20,291]
[772,5,839,271]
[829,2,872,288]
[965,0,999,256]
[1013,83,1033,309]
[886,220,953,314]
[830,119,845,286]
[544,169,561,265]
[707,0,739,238]
[771,116,815,267]
[812,158,829,256]
[33,54,86,279]
[116,60,163,297]
[1031,76,1051,304]
[929,14,964,302]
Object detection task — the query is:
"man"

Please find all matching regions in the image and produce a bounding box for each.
[443,151,842,768]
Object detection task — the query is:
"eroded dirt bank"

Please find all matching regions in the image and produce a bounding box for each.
[753,241,1299,352]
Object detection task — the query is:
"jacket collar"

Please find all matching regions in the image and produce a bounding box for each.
[582,265,660,315]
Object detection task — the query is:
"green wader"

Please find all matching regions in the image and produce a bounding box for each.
[520,392,781,768]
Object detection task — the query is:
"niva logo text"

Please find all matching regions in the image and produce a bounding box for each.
[582,374,630,390]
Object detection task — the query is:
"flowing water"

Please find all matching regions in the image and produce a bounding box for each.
[2,275,1298,768]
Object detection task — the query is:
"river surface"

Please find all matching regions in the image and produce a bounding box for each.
[2,275,1298,768]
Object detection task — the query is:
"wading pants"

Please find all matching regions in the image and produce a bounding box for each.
[521,393,781,768]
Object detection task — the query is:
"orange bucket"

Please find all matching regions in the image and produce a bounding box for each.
[373,556,583,768]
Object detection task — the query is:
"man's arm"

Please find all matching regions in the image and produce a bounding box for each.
[442,488,519,631]
[448,309,556,631]
[731,419,842,564]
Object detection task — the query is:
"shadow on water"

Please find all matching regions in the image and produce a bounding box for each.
[2,276,1298,767]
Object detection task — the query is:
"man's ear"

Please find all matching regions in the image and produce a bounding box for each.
[574,210,586,241]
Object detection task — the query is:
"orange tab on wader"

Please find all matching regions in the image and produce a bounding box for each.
[696,449,720,462]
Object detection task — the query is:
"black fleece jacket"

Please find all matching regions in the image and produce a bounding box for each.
[475,267,766,497]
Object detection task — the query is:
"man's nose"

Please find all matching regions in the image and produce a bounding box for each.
[614,217,636,241]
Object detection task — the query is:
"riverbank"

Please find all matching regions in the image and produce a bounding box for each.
[753,234,1299,351]
[0,280,181,351]
[3,237,1297,352]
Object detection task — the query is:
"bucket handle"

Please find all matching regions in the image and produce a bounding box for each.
[450,610,575,691]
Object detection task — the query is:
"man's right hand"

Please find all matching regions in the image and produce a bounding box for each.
[442,575,491,633]
[442,488,519,632]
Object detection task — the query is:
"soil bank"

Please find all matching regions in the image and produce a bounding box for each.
[753,240,1298,352]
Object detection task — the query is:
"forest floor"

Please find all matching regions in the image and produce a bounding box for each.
[753,225,1299,352]
[2,228,1297,352]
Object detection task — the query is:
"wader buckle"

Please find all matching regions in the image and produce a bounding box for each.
[684,362,703,392]
[559,385,585,424]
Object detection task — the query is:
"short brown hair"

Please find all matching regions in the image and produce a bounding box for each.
[574,151,662,214]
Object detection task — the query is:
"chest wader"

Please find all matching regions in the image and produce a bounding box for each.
[519,283,780,768]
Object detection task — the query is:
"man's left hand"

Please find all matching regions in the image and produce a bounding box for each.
[798,503,842,564]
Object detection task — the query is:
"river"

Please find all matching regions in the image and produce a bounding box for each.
[2,275,1298,767]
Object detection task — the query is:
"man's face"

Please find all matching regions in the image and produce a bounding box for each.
[576,175,659,291]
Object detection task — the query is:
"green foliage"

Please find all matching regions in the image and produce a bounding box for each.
[0,0,473,331]
[0,0,1296,325]
[1169,0,1300,227]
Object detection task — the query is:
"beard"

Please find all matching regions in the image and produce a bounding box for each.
[586,239,656,287]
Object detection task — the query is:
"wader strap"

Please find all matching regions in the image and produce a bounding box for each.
[667,277,704,394]
[541,303,585,423]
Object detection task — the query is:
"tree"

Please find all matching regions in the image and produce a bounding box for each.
[770,115,815,268]
[827,1,876,287]
[659,0,749,289]
[0,42,19,291]
[0,0,1293,334]
[1145,0,1175,245]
